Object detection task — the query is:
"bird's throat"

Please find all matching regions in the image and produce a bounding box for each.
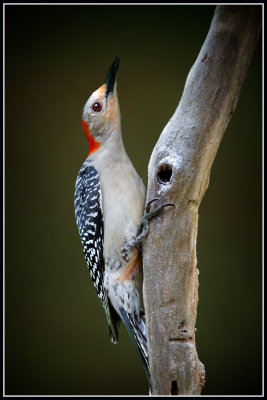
[81,120,100,157]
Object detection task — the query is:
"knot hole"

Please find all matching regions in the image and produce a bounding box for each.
[157,164,173,185]
[171,380,178,395]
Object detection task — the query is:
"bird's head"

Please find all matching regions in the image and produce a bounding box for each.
[81,57,121,157]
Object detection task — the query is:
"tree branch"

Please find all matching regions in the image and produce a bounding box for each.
[142,5,261,395]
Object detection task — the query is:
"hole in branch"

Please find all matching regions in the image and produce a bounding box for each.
[157,164,172,184]
[171,380,178,395]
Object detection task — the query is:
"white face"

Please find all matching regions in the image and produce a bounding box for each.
[82,83,121,143]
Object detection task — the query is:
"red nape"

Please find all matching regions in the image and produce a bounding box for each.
[81,120,100,156]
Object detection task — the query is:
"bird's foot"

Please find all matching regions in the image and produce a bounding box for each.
[131,198,175,250]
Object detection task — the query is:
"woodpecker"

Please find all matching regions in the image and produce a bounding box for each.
[74,57,151,385]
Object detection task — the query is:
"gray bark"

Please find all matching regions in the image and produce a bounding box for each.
[142,5,261,395]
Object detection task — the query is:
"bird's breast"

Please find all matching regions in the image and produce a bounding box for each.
[99,158,145,261]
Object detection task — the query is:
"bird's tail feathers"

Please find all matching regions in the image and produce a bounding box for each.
[103,297,121,344]
[119,307,151,390]
[128,310,147,358]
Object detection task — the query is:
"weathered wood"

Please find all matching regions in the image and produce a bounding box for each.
[142,5,261,395]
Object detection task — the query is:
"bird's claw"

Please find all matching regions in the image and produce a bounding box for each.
[145,198,175,219]
[132,198,175,249]
[145,198,159,213]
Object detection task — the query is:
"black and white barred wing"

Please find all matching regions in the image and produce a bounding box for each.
[74,165,105,299]
[74,164,120,343]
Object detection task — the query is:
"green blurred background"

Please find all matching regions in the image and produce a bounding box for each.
[5,4,262,396]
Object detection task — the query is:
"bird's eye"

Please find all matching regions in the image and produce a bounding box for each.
[92,102,102,112]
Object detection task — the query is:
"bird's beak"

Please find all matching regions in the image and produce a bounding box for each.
[105,56,120,98]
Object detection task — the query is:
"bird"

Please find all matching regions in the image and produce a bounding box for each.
[74,56,151,387]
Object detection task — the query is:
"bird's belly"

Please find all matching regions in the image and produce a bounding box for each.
[103,262,141,318]
[96,152,146,317]
[101,167,145,261]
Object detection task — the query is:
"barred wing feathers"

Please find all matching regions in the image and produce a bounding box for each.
[74,164,120,343]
